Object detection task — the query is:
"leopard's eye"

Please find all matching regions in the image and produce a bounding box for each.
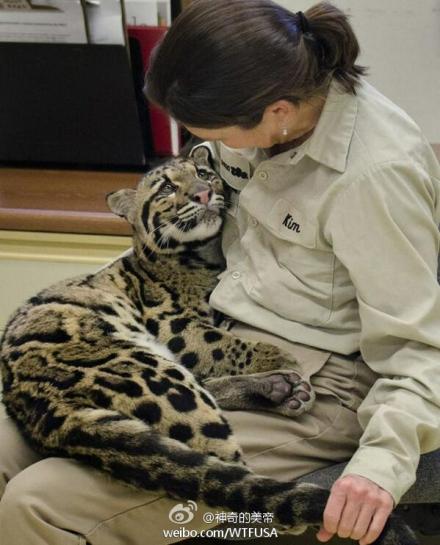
[197,169,209,180]
[159,180,177,195]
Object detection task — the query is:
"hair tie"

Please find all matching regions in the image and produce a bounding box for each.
[296,11,311,35]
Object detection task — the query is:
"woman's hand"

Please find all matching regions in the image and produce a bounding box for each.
[316,474,394,545]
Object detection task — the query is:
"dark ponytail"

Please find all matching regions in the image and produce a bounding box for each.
[145,0,367,129]
[305,2,366,95]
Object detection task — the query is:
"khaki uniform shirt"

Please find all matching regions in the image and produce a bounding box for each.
[194,78,440,504]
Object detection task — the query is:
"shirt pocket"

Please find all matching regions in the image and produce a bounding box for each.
[267,199,317,248]
[247,199,336,326]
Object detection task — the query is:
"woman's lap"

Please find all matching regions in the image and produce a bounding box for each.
[0,397,360,545]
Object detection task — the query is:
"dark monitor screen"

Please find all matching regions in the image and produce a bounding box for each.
[0,43,147,169]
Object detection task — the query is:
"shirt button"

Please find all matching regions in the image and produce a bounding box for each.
[257,170,268,181]
[231,271,241,279]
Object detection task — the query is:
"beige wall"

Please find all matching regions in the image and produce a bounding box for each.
[0,231,131,335]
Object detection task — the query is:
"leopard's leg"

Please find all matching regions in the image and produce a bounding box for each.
[156,313,308,380]
[202,369,315,417]
[155,315,315,413]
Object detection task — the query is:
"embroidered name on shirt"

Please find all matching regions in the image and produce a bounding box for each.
[282,213,301,233]
[220,159,249,179]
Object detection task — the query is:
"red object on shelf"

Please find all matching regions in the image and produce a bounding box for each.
[128,25,179,156]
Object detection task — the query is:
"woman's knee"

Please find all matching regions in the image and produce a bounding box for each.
[0,416,42,498]
[0,459,93,545]
[1,470,35,522]
[0,457,184,545]
[0,458,96,531]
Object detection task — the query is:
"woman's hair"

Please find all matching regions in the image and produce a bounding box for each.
[144,0,367,129]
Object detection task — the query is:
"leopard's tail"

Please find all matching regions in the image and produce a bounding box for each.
[10,405,418,545]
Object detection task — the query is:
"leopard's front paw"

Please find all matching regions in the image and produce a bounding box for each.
[252,370,315,417]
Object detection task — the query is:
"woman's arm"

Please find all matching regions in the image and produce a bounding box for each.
[332,160,440,502]
[327,159,440,500]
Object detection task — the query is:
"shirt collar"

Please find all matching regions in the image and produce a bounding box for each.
[302,79,358,173]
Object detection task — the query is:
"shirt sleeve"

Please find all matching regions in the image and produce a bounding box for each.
[327,160,440,505]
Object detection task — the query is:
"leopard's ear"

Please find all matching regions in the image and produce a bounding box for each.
[189,145,214,169]
[106,189,137,223]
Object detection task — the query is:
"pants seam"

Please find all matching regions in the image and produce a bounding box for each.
[84,493,168,539]
[245,399,346,462]
[340,358,359,410]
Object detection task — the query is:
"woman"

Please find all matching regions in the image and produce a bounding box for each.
[0,2,439,545]
[144,0,440,543]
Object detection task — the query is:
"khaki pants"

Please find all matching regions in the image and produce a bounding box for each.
[0,324,378,545]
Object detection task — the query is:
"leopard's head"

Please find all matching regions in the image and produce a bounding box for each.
[107,146,226,256]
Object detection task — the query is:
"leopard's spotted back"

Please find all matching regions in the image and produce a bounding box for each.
[0,150,417,544]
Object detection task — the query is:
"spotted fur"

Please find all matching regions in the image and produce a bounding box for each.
[0,148,417,544]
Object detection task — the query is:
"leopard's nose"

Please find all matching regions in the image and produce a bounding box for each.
[192,189,212,205]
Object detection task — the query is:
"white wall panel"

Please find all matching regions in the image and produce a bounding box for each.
[274,0,440,143]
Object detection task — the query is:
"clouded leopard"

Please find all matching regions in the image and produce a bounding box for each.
[0,146,417,544]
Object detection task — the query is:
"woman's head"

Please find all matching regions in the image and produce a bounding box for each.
[145,0,366,144]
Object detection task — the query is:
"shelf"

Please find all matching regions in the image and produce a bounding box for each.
[0,168,142,235]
